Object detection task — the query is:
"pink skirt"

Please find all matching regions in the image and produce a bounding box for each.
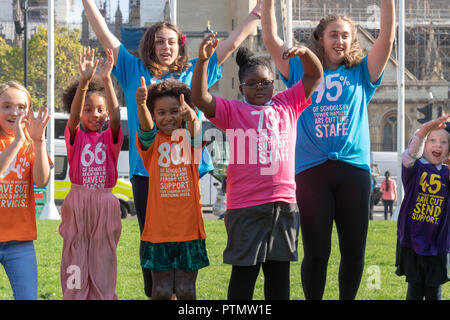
[59,184,122,300]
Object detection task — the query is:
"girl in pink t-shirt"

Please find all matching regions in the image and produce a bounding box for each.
[191,34,323,299]
[380,170,397,220]
[59,48,123,300]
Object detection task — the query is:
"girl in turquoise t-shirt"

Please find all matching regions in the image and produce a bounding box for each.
[81,0,264,299]
[261,0,396,299]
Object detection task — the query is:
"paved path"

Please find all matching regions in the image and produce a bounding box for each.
[55,204,396,221]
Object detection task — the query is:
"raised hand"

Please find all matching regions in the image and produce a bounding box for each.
[12,112,27,144]
[136,76,148,109]
[416,114,450,139]
[252,0,262,16]
[282,46,308,60]
[198,32,219,61]
[99,48,114,81]
[26,106,50,143]
[79,46,99,82]
[178,94,197,123]
[426,114,450,130]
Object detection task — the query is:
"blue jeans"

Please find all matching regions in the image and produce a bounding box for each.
[0,241,38,300]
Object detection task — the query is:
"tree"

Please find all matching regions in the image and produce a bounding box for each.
[0,26,84,111]
[0,37,23,86]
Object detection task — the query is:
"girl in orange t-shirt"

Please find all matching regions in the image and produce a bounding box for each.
[0,81,52,300]
[135,77,207,300]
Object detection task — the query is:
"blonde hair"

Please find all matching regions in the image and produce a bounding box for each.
[309,14,364,69]
[0,81,33,151]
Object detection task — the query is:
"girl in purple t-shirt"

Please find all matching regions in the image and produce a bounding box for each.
[59,48,123,300]
[396,115,450,300]
[191,35,322,300]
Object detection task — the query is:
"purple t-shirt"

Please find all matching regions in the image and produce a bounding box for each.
[207,80,310,209]
[397,159,449,255]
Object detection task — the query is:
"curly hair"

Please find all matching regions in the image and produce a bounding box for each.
[146,79,195,114]
[139,21,191,79]
[309,15,364,69]
[62,75,105,113]
[235,47,273,83]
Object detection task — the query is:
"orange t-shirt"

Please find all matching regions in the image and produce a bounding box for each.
[136,131,206,243]
[0,136,52,241]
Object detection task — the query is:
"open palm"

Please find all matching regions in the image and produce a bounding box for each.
[79,46,98,81]
[27,106,50,142]
[199,33,219,61]
[99,48,114,80]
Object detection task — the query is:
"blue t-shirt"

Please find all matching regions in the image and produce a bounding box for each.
[281,56,383,174]
[112,44,222,178]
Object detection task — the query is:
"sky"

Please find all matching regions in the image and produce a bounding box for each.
[71,0,129,23]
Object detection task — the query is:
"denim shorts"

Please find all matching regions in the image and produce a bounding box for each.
[0,240,38,300]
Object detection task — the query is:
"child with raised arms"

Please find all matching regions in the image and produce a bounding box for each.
[396,115,450,300]
[191,34,322,300]
[59,47,123,300]
[135,77,208,300]
[0,81,52,299]
[81,0,264,297]
[261,0,396,300]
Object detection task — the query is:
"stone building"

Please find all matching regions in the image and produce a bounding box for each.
[126,0,449,152]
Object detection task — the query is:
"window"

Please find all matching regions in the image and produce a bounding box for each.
[55,119,68,139]
[382,115,397,151]
[54,155,67,180]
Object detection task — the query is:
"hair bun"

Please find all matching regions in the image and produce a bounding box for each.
[445,122,450,135]
[236,47,254,67]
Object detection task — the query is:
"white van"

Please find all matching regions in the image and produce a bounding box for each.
[370,151,400,185]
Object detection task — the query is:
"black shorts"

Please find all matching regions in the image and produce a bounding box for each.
[223,202,300,266]
[395,243,449,287]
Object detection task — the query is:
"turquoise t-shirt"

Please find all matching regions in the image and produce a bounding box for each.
[112,44,222,179]
[281,56,383,174]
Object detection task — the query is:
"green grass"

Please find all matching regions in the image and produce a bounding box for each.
[0,219,448,300]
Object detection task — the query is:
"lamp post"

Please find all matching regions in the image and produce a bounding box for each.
[203,21,214,39]
[14,0,28,87]
[40,0,60,220]
[21,0,28,88]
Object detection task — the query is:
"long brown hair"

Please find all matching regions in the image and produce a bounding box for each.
[138,21,191,78]
[309,14,364,69]
[0,81,33,151]
[384,171,391,192]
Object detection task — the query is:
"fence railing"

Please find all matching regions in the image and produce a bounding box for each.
[293,7,450,25]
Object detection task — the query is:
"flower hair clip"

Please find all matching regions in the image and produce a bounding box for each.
[180,34,187,46]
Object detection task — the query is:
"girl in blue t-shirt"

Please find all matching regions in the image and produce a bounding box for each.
[261,0,396,299]
[81,0,264,299]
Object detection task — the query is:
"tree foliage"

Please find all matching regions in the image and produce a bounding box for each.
[0,26,84,111]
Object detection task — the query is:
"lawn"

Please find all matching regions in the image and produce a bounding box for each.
[0,219,448,300]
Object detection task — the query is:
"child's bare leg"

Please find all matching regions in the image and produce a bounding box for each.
[151,270,174,300]
[174,269,198,300]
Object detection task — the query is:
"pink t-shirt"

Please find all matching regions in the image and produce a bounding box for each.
[381,179,397,201]
[65,124,123,189]
[207,80,310,209]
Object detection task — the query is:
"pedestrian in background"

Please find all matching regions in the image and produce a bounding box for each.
[380,170,397,220]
